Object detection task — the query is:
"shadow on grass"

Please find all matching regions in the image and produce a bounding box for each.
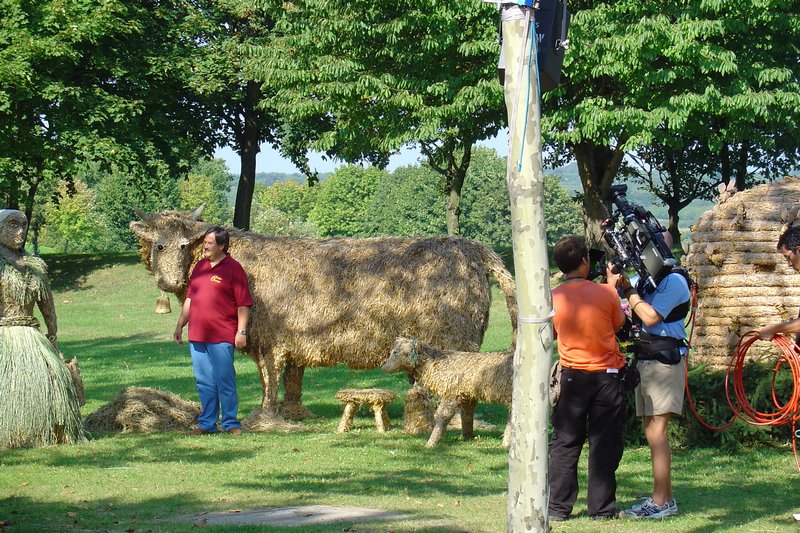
[606,446,797,532]
[44,253,142,292]
[0,493,469,533]
[60,335,202,403]
[232,465,502,500]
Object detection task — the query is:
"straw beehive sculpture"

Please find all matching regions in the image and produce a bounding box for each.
[382,337,512,447]
[684,177,800,367]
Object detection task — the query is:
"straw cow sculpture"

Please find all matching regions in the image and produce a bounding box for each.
[130,207,517,427]
[382,336,513,447]
[684,177,800,367]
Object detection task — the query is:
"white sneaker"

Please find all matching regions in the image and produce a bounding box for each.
[628,496,651,512]
[625,498,678,519]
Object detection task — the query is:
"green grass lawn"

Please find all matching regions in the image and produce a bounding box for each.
[0,253,798,532]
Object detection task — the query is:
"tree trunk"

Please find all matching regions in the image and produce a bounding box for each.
[31,217,40,255]
[720,143,732,185]
[572,141,624,246]
[667,205,681,251]
[502,11,552,532]
[232,81,262,230]
[24,173,41,228]
[735,142,749,191]
[423,142,471,236]
[445,188,462,236]
[445,155,469,236]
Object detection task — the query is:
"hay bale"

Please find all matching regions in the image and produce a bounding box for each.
[403,383,435,435]
[685,176,800,368]
[241,409,302,432]
[84,387,200,433]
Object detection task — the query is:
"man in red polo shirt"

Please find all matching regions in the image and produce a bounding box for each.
[174,227,253,435]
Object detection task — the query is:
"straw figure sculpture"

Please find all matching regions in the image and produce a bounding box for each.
[403,383,436,435]
[684,176,800,367]
[382,337,513,447]
[0,209,84,448]
[85,387,200,433]
[130,207,518,431]
[334,388,397,432]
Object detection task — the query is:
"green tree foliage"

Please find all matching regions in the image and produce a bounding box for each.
[460,148,511,246]
[188,1,320,230]
[253,179,314,221]
[309,165,385,236]
[0,0,216,220]
[250,0,504,234]
[251,206,320,237]
[545,0,800,243]
[362,148,582,246]
[94,165,181,251]
[250,178,319,236]
[625,136,721,248]
[460,148,582,247]
[40,180,104,254]
[178,158,233,226]
[541,176,586,246]
[361,165,447,238]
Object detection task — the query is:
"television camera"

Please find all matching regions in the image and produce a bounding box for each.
[598,184,677,293]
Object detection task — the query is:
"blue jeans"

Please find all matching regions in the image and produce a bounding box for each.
[189,342,240,432]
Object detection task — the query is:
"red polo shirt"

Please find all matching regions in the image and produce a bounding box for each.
[187,255,253,344]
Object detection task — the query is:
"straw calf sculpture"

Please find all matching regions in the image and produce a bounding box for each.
[382,336,513,447]
[130,207,518,426]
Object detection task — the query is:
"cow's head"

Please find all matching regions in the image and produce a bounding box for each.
[129,205,208,293]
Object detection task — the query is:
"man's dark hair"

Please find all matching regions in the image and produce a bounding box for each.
[776,226,800,251]
[553,235,588,274]
[777,226,800,252]
[205,226,230,253]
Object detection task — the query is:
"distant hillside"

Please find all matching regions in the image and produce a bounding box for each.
[227,163,714,230]
[547,162,714,229]
[228,171,326,203]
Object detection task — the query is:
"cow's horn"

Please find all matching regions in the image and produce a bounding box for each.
[189,204,206,220]
[190,204,205,221]
[132,205,155,223]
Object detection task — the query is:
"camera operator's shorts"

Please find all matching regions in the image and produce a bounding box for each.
[635,357,686,417]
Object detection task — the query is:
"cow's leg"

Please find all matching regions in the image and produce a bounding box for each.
[242,351,287,431]
[460,399,476,440]
[279,361,315,420]
[426,399,458,447]
[257,352,280,414]
[502,406,512,448]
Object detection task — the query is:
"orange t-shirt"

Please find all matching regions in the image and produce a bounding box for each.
[552,280,625,371]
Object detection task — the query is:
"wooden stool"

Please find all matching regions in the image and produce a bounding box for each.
[335,388,397,433]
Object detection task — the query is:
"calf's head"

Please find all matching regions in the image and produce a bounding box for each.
[381,336,421,373]
[129,206,208,293]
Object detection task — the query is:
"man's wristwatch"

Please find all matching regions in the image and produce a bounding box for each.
[238,329,247,336]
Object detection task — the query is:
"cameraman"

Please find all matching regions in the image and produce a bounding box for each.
[607,232,690,520]
[548,235,627,521]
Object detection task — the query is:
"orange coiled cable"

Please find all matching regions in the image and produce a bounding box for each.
[686,329,800,471]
